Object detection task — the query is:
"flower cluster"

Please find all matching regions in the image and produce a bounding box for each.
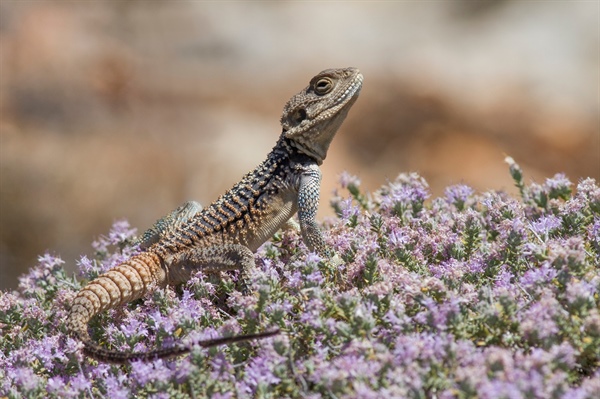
[1,161,599,398]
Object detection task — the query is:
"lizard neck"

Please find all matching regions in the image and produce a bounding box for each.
[271,134,319,165]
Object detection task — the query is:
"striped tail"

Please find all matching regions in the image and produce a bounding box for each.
[66,252,166,343]
[66,250,278,363]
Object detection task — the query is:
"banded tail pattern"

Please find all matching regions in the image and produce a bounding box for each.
[66,251,166,343]
[66,249,280,363]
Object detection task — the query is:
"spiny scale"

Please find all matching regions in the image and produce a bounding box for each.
[65,67,363,363]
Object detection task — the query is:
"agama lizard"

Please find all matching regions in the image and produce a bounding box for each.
[66,67,363,363]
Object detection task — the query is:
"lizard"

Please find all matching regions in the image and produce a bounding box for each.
[65,67,363,364]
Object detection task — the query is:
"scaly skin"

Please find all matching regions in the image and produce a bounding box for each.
[66,67,363,363]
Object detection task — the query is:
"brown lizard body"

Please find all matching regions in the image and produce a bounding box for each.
[66,67,363,363]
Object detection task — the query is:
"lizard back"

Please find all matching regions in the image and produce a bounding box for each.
[154,138,313,258]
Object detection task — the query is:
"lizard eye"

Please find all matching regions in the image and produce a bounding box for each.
[293,108,307,123]
[314,78,333,95]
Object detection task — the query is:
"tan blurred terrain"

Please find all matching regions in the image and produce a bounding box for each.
[1,1,598,290]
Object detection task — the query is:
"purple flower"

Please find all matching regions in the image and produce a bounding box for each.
[46,376,66,394]
[573,369,600,399]
[75,255,96,277]
[544,173,572,199]
[478,379,524,399]
[429,259,468,280]
[530,215,562,237]
[91,220,139,272]
[338,171,361,190]
[351,381,382,399]
[10,367,41,392]
[519,262,557,288]
[17,253,64,294]
[283,269,304,289]
[388,225,410,248]
[494,266,514,290]
[576,177,599,198]
[34,335,68,369]
[519,291,563,343]
[306,270,325,285]
[445,184,474,209]
[120,316,149,339]
[107,219,138,246]
[0,292,18,312]
[103,375,130,399]
[131,359,173,386]
[242,345,284,392]
[1,169,598,398]
[377,173,430,218]
[70,372,92,394]
[565,280,597,309]
[305,252,323,265]
[149,309,176,334]
[588,217,600,252]
[339,197,360,224]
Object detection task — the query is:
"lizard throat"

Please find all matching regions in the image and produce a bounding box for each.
[287,139,326,164]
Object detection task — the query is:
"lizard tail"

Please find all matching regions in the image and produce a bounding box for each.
[66,252,166,343]
[82,328,280,364]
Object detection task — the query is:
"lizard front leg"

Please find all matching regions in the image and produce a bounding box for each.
[297,164,336,258]
[165,244,255,293]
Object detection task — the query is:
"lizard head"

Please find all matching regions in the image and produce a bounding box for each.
[281,67,363,164]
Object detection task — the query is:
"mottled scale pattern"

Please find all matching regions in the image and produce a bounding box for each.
[66,67,363,363]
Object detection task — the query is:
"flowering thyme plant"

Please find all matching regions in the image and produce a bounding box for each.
[1,160,599,398]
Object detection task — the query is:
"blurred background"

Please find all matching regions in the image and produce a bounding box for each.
[1,1,598,290]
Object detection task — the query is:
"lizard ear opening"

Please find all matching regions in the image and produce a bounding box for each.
[293,108,307,124]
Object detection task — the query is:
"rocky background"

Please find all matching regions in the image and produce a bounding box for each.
[1,1,598,290]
